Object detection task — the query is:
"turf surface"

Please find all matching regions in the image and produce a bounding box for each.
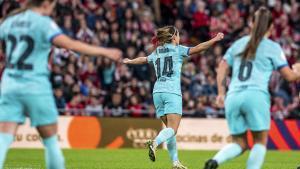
[4,149,300,169]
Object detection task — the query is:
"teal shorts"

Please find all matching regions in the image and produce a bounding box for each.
[0,93,58,127]
[153,92,182,117]
[225,90,271,135]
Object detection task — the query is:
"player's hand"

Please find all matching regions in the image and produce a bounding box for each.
[106,48,122,62]
[216,94,225,108]
[213,32,224,42]
[123,58,131,64]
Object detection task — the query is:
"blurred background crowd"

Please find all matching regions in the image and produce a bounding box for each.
[0,0,300,119]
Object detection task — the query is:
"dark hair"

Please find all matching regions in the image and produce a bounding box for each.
[156,26,178,46]
[2,0,55,21]
[240,7,273,60]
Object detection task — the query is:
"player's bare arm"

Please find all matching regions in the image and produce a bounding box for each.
[189,32,224,55]
[279,63,300,82]
[52,34,122,62]
[216,59,229,108]
[123,57,148,65]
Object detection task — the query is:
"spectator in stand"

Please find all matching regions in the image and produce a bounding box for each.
[192,0,210,41]
[65,94,85,116]
[128,95,143,117]
[77,15,94,43]
[271,96,289,120]
[54,88,67,114]
[99,58,116,90]
[61,15,75,38]
[80,61,100,87]
[104,92,124,117]
[62,74,76,102]
[85,96,103,116]
[288,96,300,118]
[139,87,152,105]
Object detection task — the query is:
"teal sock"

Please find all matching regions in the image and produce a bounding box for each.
[213,143,243,164]
[0,133,14,169]
[42,135,65,169]
[247,144,266,169]
[154,128,175,146]
[166,136,178,162]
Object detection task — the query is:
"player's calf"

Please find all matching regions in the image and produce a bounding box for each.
[42,135,65,169]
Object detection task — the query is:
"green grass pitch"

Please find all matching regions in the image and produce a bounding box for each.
[4,149,300,169]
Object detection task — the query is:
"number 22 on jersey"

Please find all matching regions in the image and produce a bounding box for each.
[6,34,34,70]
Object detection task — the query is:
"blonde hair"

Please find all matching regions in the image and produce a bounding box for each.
[156,26,178,46]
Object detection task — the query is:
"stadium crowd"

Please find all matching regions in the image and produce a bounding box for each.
[0,0,300,119]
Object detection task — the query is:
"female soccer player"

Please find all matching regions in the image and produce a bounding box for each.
[0,0,121,168]
[123,25,224,169]
[204,7,300,169]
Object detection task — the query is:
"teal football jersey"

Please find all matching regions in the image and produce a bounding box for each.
[0,10,62,94]
[147,44,190,96]
[224,36,288,94]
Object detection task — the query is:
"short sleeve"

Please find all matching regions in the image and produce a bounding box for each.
[178,45,190,57]
[147,53,154,63]
[223,46,234,67]
[44,18,63,43]
[271,44,288,70]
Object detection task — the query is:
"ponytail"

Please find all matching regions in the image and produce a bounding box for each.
[2,7,29,21]
[1,0,54,22]
[156,26,178,46]
[240,7,273,60]
[151,25,179,55]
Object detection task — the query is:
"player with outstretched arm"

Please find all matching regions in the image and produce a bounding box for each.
[123,25,223,169]
[204,7,300,169]
[0,0,121,169]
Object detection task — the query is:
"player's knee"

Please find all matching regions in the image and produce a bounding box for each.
[233,138,248,152]
[169,127,177,135]
[37,124,57,139]
[241,144,248,152]
[38,130,57,139]
[252,133,268,145]
[237,142,248,152]
[253,138,268,146]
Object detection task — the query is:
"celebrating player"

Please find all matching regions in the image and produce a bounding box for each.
[0,0,121,169]
[204,7,300,169]
[123,25,223,169]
